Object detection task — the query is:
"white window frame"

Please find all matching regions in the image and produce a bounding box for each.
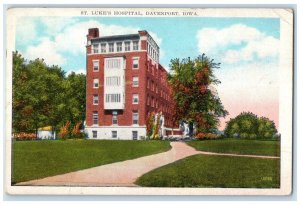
[93,79,99,88]
[112,131,117,138]
[92,112,98,125]
[132,58,139,69]
[109,42,114,52]
[133,41,139,50]
[93,44,99,54]
[93,95,99,105]
[132,76,139,87]
[93,60,99,72]
[112,111,118,125]
[125,41,130,51]
[132,94,139,104]
[132,131,138,140]
[92,130,97,138]
[116,42,122,52]
[132,111,139,125]
[105,93,121,103]
[101,43,106,53]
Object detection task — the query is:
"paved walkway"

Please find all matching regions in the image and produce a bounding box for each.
[17,142,279,187]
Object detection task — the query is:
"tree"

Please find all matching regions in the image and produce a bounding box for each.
[168,54,228,136]
[224,112,278,139]
[12,51,86,137]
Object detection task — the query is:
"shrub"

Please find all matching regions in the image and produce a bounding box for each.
[71,121,84,139]
[195,132,206,140]
[14,132,37,141]
[59,121,71,140]
[146,112,154,137]
[224,112,278,140]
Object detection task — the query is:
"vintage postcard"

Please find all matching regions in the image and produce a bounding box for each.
[5,7,293,195]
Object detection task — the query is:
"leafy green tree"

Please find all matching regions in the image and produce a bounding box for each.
[12,51,86,136]
[168,54,228,135]
[224,112,278,139]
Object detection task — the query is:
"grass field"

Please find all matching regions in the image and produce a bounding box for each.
[187,138,280,156]
[12,139,171,184]
[135,154,280,188]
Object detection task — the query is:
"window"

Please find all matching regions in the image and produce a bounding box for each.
[133,58,139,69]
[132,111,139,125]
[151,97,154,107]
[93,79,99,88]
[133,41,139,50]
[132,131,138,140]
[93,44,99,53]
[116,42,122,52]
[132,94,139,104]
[109,43,114,52]
[106,76,120,86]
[93,60,99,71]
[105,58,121,69]
[93,112,98,125]
[147,78,150,88]
[101,43,106,53]
[105,94,121,103]
[151,80,154,91]
[112,131,117,138]
[112,111,118,125]
[125,41,130,51]
[92,130,97,138]
[132,77,139,87]
[147,95,150,105]
[93,95,99,105]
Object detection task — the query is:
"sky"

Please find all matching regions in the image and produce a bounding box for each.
[15,16,280,130]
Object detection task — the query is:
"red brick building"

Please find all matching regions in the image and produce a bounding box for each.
[85,28,178,140]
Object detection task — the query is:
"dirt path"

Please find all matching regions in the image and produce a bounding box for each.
[17,142,279,187]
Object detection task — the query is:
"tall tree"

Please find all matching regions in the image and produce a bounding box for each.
[12,51,86,135]
[168,54,228,135]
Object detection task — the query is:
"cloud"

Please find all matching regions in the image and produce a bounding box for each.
[39,17,79,35]
[197,24,279,64]
[16,17,37,46]
[20,19,164,68]
[24,38,65,65]
[215,61,279,130]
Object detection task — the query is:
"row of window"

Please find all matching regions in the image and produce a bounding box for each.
[147,43,159,62]
[146,95,172,113]
[92,111,139,125]
[147,64,168,86]
[93,76,139,88]
[92,94,139,105]
[92,130,138,140]
[92,58,139,71]
[147,78,169,100]
[92,41,139,54]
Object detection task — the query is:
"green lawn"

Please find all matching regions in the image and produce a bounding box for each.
[135,154,280,188]
[12,139,171,184]
[187,138,280,156]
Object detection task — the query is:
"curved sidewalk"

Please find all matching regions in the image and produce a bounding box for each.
[17,142,200,187]
[17,142,279,187]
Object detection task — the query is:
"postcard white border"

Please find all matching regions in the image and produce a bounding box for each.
[5,7,294,196]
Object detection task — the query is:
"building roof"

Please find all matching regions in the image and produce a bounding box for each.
[91,34,140,43]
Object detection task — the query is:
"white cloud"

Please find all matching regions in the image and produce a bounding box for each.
[19,18,164,70]
[24,38,65,65]
[197,24,279,64]
[39,17,79,35]
[16,17,37,45]
[215,62,278,101]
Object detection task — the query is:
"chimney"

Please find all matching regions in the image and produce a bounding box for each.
[87,28,99,40]
[138,30,148,37]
